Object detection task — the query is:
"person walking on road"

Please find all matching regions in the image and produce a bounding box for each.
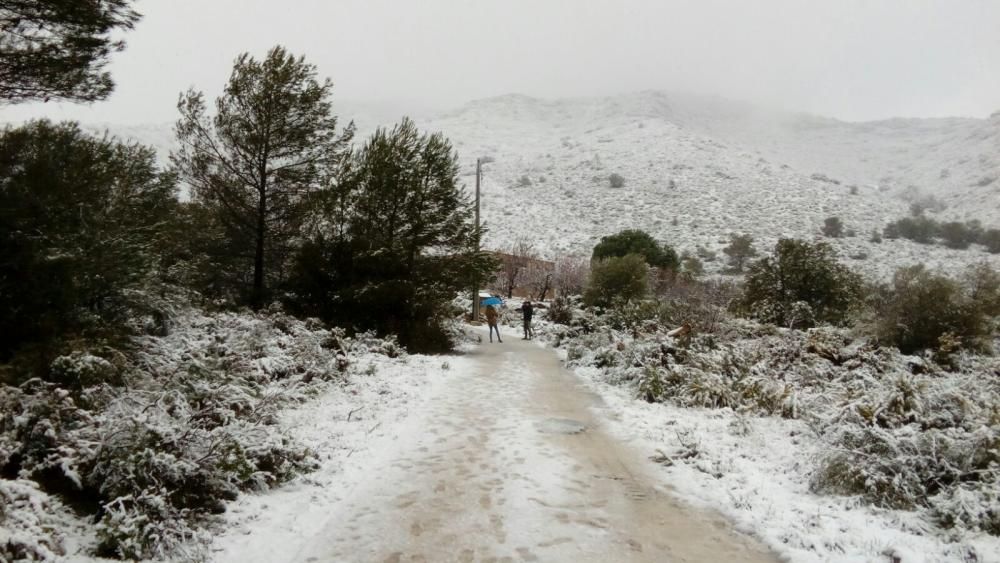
[521,300,534,340]
[485,304,502,343]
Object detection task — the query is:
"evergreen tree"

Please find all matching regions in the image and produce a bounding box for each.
[0,120,176,363]
[288,118,494,350]
[0,0,140,103]
[592,229,679,270]
[172,45,354,308]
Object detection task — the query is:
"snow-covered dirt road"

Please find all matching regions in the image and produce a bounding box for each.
[292,327,778,562]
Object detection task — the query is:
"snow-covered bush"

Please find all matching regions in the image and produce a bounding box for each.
[931,479,1000,536]
[87,390,314,559]
[813,422,998,526]
[811,369,1000,532]
[49,351,124,389]
[0,479,67,561]
[553,302,1000,537]
[607,299,660,335]
[0,305,405,559]
[545,296,575,325]
[656,277,739,334]
[0,380,98,497]
[350,331,406,359]
[96,491,207,560]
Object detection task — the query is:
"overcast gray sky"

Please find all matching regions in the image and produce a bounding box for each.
[3,0,999,124]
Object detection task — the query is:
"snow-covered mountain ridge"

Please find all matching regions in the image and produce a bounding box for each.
[70,91,1000,278]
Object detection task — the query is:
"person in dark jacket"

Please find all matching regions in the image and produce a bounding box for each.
[521,300,534,340]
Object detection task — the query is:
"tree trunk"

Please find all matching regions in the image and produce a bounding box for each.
[538,273,552,301]
[252,191,266,309]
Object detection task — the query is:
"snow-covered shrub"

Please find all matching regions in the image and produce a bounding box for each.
[931,480,1000,536]
[1,306,398,558]
[681,369,738,409]
[812,424,998,513]
[0,380,98,497]
[0,479,67,561]
[95,491,207,560]
[49,351,124,389]
[546,296,575,325]
[657,277,738,334]
[556,303,1000,536]
[812,369,1000,532]
[638,366,667,403]
[608,299,660,335]
[350,331,405,358]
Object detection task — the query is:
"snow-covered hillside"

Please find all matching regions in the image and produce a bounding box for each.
[433,92,1000,278]
[76,91,1000,278]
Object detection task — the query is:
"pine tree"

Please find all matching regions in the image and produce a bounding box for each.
[0,0,140,103]
[172,45,354,308]
[288,118,495,350]
[0,120,176,363]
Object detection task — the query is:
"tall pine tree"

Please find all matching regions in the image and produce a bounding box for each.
[172,45,354,308]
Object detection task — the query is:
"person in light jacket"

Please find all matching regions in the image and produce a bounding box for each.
[485,304,502,343]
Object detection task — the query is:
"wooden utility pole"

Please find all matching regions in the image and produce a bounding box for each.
[472,158,482,322]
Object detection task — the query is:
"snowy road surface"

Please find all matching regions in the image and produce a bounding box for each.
[290,327,778,562]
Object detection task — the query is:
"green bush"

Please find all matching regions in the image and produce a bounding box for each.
[736,239,861,328]
[884,216,939,244]
[821,216,843,238]
[939,221,980,250]
[722,233,757,272]
[981,229,1000,254]
[873,264,1000,354]
[584,254,649,308]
